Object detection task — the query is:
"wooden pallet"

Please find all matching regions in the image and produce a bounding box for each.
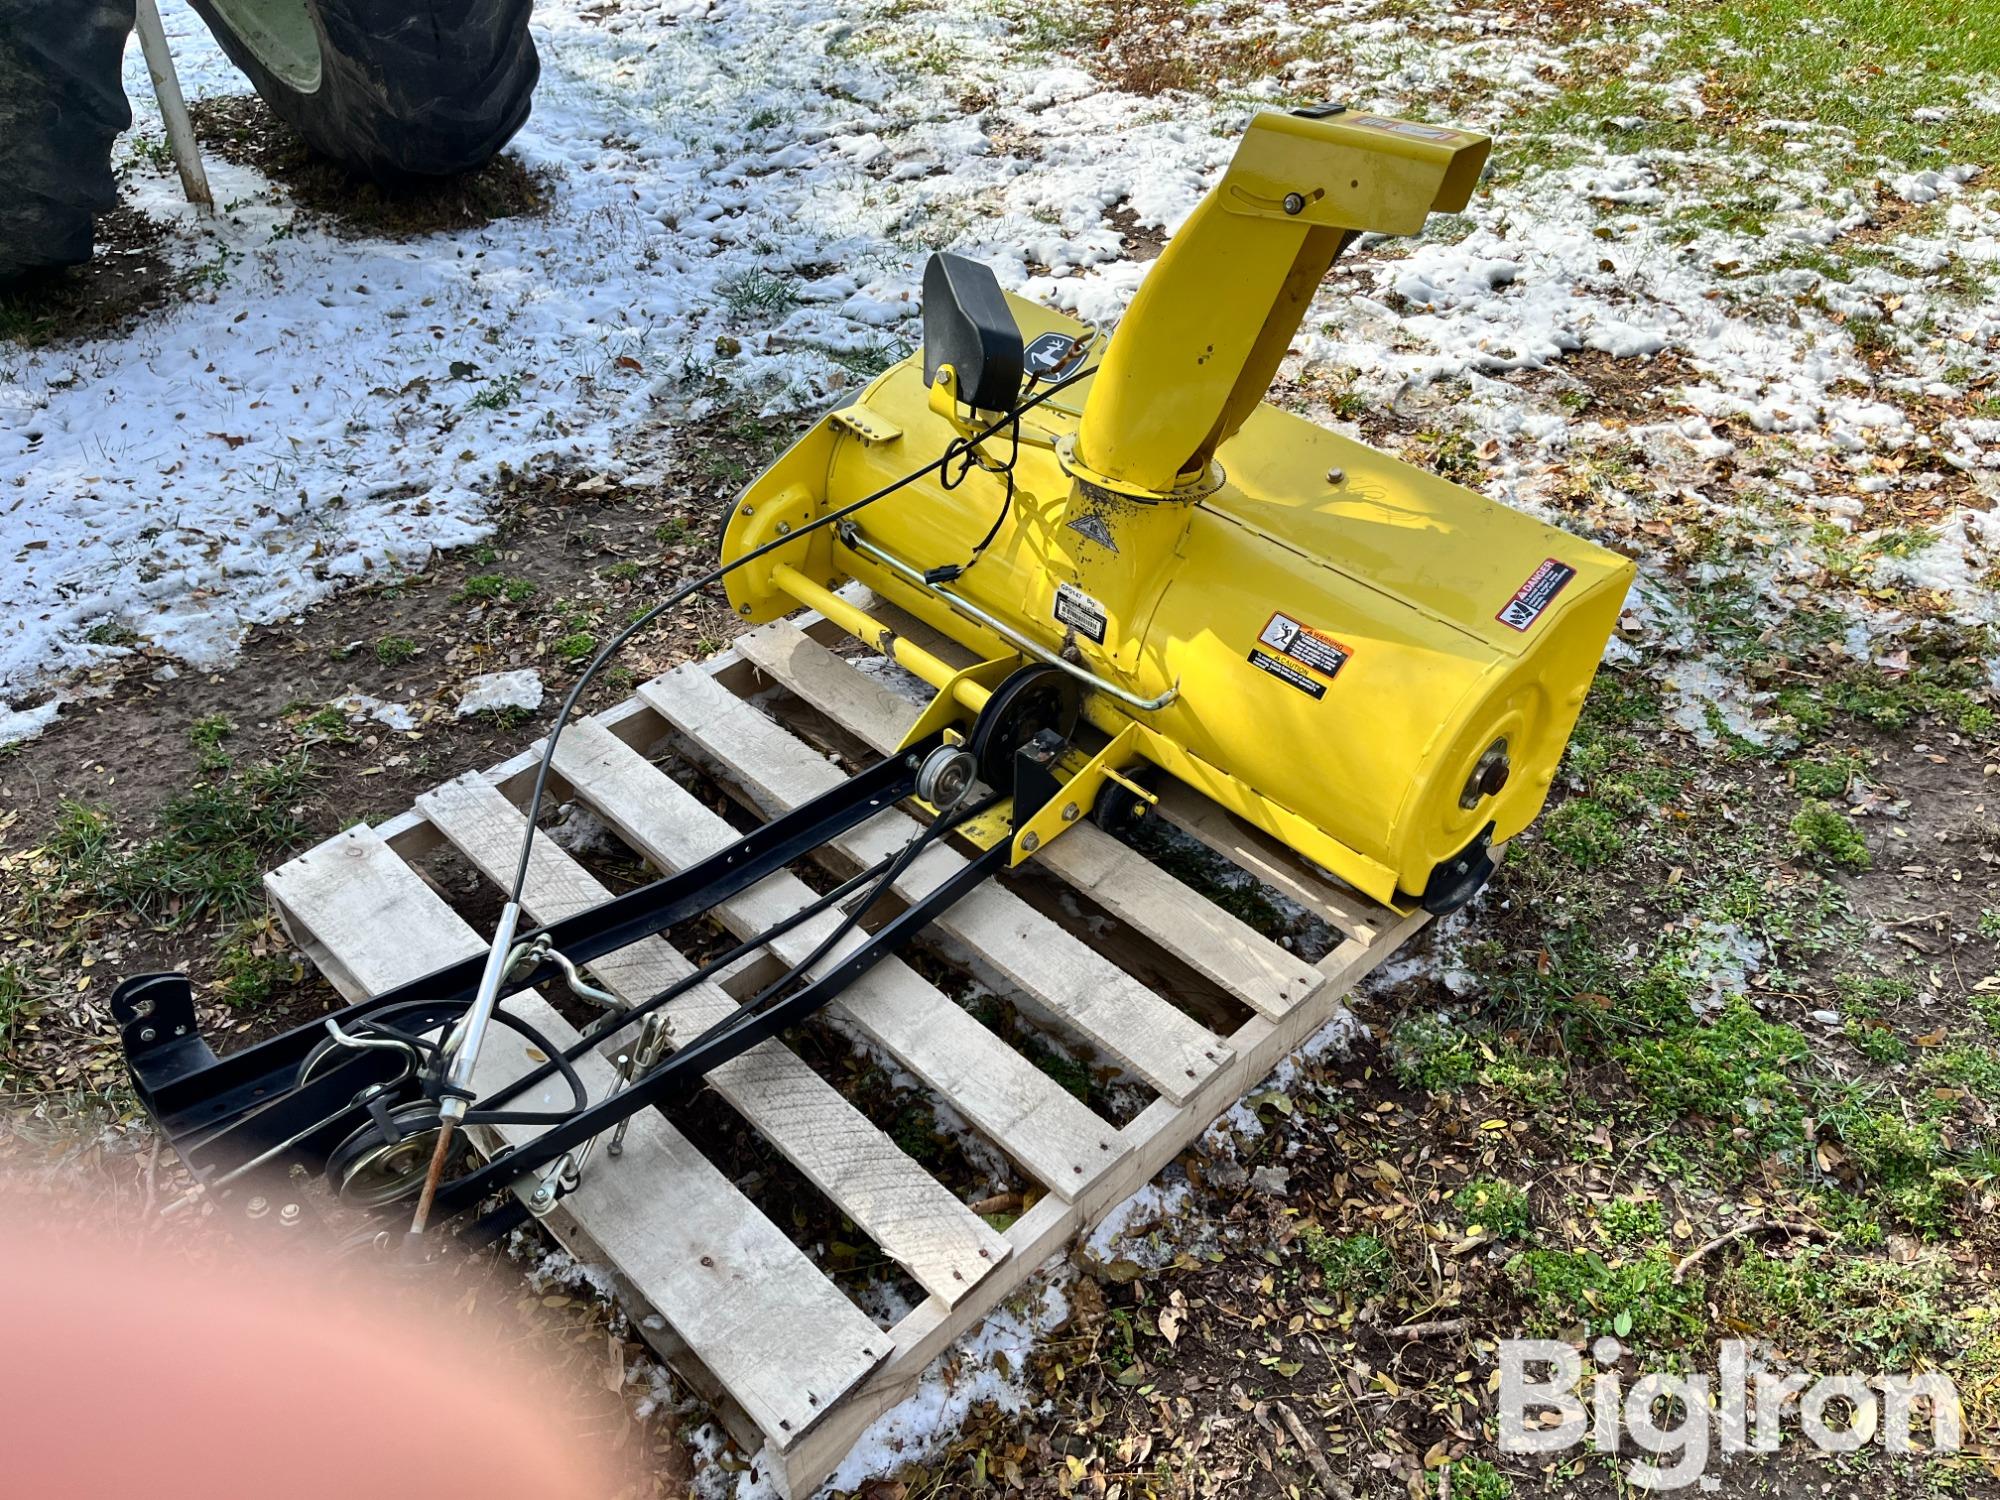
[263,591,1428,1497]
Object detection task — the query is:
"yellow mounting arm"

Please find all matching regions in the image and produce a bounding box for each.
[1072,109,1491,497]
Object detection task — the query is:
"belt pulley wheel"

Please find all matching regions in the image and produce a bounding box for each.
[326,1103,448,1208]
[916,744,977,808]
[970,664,1081,793]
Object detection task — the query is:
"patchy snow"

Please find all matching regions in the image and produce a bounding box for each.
[4,0,1998,726]
[689,1281,1070,1500]
[0,697,61,747]
[455,668,545,717]
[1662,656,1775,747]
[548,800,621,858]
[329,692,420,731]
[1084,1178,1195,1264]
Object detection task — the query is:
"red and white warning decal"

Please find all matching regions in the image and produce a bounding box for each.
[1257,611,1352,680]
[1496,558,1576,632]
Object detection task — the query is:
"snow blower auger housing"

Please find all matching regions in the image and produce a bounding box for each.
[723,106,1635,914]
[112,107,1630,1252]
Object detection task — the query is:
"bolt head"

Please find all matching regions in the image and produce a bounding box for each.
[1326,466,1345,484]
[775,521,791,535]
[1020,831,1040,853]
[738,602,753,616]
[1283,192,1306,215]
[1060,802,1079,822]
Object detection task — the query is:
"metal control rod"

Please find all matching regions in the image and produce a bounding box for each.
[406,898,522,1234]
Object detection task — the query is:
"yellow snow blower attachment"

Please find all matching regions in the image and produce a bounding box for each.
[723,106,1635,914]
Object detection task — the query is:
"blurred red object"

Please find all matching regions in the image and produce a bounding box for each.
[1,1205,632,1499]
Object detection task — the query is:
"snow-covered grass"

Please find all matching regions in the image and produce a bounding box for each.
[5,0,1997,760]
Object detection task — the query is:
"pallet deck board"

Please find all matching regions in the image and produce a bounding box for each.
[259,607,1427,1498]
[734,621,1325,1017]
[263,824,895,1447]
[640,664,1233,1102]
[545,714,1128,1197]
[415,772,1012,1307]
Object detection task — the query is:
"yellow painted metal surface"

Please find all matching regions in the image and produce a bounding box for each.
[722,108,1633,907]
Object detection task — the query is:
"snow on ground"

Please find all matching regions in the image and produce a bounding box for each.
[6,0,2000,1479]
[0,0,1225,722]
[5,0,1999,742]
[455,666,545,717]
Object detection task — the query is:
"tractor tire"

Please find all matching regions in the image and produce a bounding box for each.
[0,0,135,282]
[186,0,538,179]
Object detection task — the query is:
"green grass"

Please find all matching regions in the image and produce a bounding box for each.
[1407,428,1483,486]
[1507,0,2000,191]
[1453,1178,1532,1239]
[1022,1040,1092,1101]
[468,372,523,411]
[1920,1045,2000,1108]
[1790,800,1871,870]
[188,713,233,749]
[1387,1013,1478,1092]
[1447,1458,1512,1500]
[1598,1198,1665,1247]
[719,269,801,322]
[1508,1247,1703,1344]
[1297,1224,1392,1295]
[214,925,299,1008]
[554,632,598,663]
[0,964,38,1056]
[1778,648,1997,742]
[891,1102,943,1163]
[455,573,537,604]
[1540,796,1626,870]
[1615,999,1809,1145]
[1719,1243,1955,1365]
[1815,1090,1967,1235]
[1794,752,1863,799]
[374,635,418,666]
[1972,987,2000,1034]
[1847,1019,1909,1064]
[46,756,316,931]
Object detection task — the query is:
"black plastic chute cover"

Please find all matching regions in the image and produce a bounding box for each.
[920,253,1024,413]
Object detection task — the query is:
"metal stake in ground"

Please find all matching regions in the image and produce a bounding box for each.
[131,0,213,213]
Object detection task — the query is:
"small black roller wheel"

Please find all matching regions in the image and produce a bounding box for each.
[1090,777,1149,835]
[0,0,135,281]
[970,665,1081,793]
[186,0,539,179]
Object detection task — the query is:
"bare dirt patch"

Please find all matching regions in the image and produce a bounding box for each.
[188,95,554,239]
[0,205,194,348]
[1106,201,1167,262]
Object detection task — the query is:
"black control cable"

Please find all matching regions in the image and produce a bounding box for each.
[505,357,1098,906]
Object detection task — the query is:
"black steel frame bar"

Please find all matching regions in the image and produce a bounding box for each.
[117,738,938,1146]
[428,839,1010,1214]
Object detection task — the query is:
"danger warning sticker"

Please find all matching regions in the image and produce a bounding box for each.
[1247,649,1326,700]
[1053,581,1109,645]
[1496,558,1577,632]
[1258,612,1352,681]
